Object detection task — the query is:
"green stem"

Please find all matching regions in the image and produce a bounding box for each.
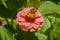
[11,19,13,26]
[23,31,28,40]
[5,18,11,26]
[49,26,53,40]
[27,0,30,7]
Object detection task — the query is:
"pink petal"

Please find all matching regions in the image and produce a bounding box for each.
[19,22,26,26]
[35,10,41,17]
[16,17,25,21]
[17,11,26,17]
[37,28,41,30]
[35,16,44,23]
[32,23,39,29]
[19,26,28,31]
[19,22,31,27]
[40,23,44,27]
[22,28,28,31]
[23,8,31,13]
[28,23,39,29]
[30,28,35,32]
[24,22,31,27]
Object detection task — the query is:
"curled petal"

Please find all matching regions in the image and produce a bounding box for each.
[23,8,31,13]
[35,10,41,17]
[16,17,25,22]
[19,22,31,27]
[24,22,31,27]
[19,26,28,31]
[35,16,44,23]
[29,23,39,29]
[37,28,41,30]
[30,28,35,32]
[18,22,26,26]
[17,11,26,17]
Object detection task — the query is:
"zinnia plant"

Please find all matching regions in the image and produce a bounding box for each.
[16,7,44,32]
[0,0,60,40]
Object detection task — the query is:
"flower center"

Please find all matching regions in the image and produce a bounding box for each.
[25,8,37,23]
[27,8,37,18]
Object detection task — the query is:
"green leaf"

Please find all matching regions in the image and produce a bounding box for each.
[13,20,17,30]
[27,0,40,8]
[0,6,17,19]
[6,0,17,9]
[40,17,51,33]
[1,0,7,8]
[52,23,60,40]
[47,15,56,24]
[38,1,60,15]
[0,31,6,40]
[0,33,6,40]
[0,26,16,40]
[34,31,47,40]
[58,2,60,6]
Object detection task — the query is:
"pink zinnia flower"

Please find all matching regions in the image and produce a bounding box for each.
[16,7,44,32]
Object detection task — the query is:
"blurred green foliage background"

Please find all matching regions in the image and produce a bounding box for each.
[0,0,60,40]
